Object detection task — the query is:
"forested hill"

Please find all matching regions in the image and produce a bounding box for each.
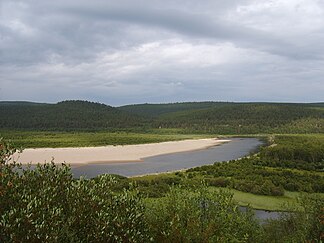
[119,102,224,117]
[0,100,146,131]
[119,102,323,117]
[1,100,324,133]
[120,102,324,134]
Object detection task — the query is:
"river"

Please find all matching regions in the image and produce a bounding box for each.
[72,137,263,178]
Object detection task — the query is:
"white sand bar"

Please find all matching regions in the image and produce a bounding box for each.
[13,138,230,165]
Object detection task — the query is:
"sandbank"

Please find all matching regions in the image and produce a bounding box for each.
[13,138,230,165]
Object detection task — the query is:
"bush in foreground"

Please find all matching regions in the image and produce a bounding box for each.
[145,186,263,242]
[0,139,149,242]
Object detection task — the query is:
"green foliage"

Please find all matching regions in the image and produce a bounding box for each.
[0,140,150,242]
[259,135,324,171]
[189,157,323,194]
[0,130,209,148]
[262,194,324,242]
[120,102,324,134]
[119,102,221,117]
[0,138,21,165]
[0,100,146,131]
[156,103,324,134]
[131,174,182,198]
[145,186,262,242]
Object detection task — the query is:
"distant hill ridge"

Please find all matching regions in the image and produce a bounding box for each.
[1,100,324,133]
[119,101,323,116]
[0,100,145,131]
[118,102,223,117]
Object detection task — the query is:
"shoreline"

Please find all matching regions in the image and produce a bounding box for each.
[13,138,230,165]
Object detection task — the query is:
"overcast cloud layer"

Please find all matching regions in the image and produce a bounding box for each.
[0,0,323,105]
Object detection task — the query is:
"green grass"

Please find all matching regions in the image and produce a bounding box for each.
[142,185,323,211]
[226,189,297,211]
[0,130,213,148]
[217,189,324,211]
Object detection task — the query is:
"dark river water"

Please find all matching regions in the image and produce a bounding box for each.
[72,137,263,178]
[239,207,282,222]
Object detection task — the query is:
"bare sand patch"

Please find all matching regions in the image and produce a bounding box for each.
[13,138,230,165]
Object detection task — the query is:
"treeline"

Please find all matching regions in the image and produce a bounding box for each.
[119,102,223,117]
[0,100,147,131]
[258,135,324,171]
[1,140,323,242]
[1,100,324,134]
[155,103,324,134]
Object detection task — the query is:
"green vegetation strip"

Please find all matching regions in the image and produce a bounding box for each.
[0,130,213,148]
[227,189,298,211]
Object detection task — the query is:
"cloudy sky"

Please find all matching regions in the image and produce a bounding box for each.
[0,0,323,105]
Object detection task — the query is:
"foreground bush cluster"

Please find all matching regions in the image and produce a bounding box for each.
[1,168,148,240]
[1,139,323,242]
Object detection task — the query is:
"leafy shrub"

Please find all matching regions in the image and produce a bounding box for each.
[206,177,230,187]
[0,139,150,242]
[145,186,262,242]
[263,195,324,242]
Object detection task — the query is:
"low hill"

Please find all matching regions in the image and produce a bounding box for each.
[121,102,324,134]
[0,100,145,131]
[1,100,324,134]
[118,102,225,117]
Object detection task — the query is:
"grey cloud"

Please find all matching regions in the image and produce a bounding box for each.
[0,0,323,104]
[62,4,297,58]
[1,0,321,65]
[57,1,324,60]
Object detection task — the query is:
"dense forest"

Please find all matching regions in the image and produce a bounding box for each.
[0,100,146,131]
[1,100,324,133]
[119,102,222,117]
[123,102,324,134]
[155,103,324,134]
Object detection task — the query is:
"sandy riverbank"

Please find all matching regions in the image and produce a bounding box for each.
[12,138,230,165]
